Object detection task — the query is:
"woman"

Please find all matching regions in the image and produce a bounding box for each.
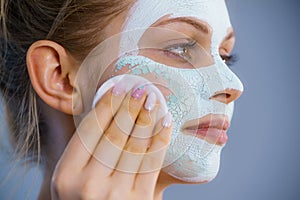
[0,0,243,199]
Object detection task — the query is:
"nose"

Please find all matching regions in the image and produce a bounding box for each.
[206,57,244,105]
[210,88,242,105]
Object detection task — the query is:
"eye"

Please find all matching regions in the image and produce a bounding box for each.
[164,40,197,62]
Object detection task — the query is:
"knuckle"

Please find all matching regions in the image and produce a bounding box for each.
[136,111,152,126]
[105,132,125,147]
[128,100,143,116]
[156,133,170,145]
[96,96,113,112]
[136,191,153,200]
[125,143,146,153]
[142,151,165,171]
[80,191,100,200]
[107,190,123,200]
[80,180,102,200]
[147,155,160,167]
[51,171,73,193]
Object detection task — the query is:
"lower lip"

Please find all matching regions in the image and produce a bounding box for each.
[183,128,228,146]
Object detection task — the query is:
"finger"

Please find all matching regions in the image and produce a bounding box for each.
[56,87,125,171]
[80,87,126,151]
[134,113,173,191]
[113,92,158,187]
[88,85,147,175]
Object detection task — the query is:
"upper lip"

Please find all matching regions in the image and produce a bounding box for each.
[181,114,230,132]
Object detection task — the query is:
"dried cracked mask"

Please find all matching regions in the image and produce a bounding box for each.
[111,54,243,182]
[119,0,231,59]
[112,0,243,182]
[79,0,244,183]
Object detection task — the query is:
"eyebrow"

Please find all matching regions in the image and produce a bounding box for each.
[154,17,210,34]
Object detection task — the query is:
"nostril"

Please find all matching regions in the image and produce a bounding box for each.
[224,93,231,99]
[210,93,231,103]
[210,89,242,104]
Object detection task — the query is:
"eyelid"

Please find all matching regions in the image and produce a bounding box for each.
[164,39,196,50]
[164,40,196,61]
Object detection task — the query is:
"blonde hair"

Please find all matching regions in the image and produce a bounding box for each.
[0,0,133,163]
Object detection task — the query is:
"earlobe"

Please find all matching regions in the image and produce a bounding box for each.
[26,40,83,115]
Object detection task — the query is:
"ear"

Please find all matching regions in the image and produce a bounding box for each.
[26,40,83,115]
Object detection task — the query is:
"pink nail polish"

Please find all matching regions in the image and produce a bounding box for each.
[112,82,126,96]
[131,85,145,100]
[162,113,172,128]
[145,92,157,111]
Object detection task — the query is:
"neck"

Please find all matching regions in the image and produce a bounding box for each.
[154,180,166,200]
[154,191,164,200]
[154,171,180,200]
[38,100,75,200]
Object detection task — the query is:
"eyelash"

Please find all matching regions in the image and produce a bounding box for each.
[221,54,238,66]
[165,41,196,61]
[164,41,238,66]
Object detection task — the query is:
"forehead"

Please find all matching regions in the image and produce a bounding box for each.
[123,0,231,51]
[125,0,230,31]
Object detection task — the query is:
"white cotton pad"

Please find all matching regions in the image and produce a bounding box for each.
[92,74,169,121]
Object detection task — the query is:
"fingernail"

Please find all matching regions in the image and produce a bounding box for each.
[145,92,157,111]
[112,82,126,96]
[162,113,172,128]
[131,85,145,100]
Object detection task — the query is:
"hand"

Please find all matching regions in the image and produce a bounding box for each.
[51,80,173,200]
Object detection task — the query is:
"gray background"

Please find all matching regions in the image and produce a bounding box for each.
[1,0,300,199]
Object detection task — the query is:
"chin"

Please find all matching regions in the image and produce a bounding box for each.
[162,158,221,184]
[165,168,219,184]
[162,135,223,184]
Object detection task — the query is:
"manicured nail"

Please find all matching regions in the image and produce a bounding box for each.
[145,92,157,111]
[162,113,172,128]
[112,81,126,96]
[131,85,145,100]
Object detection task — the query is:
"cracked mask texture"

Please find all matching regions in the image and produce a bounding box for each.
[120,0,231,58]
[114,55,243,182]
[83,0,244,183]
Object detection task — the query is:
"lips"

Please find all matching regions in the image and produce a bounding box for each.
[181,114,230,146]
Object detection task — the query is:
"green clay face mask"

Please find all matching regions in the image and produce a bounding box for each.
[111,55,242,182]
[91,53,243,182]
[80,0,244,183]
[112,0,244,182]
[120,0,231,59]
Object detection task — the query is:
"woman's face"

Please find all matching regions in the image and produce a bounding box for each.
[77,0,243,183]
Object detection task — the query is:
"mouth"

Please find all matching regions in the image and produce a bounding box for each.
[181,114,230,146]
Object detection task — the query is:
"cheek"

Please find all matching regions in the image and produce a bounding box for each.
[98,57,175,100]
[98,55,216,125]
